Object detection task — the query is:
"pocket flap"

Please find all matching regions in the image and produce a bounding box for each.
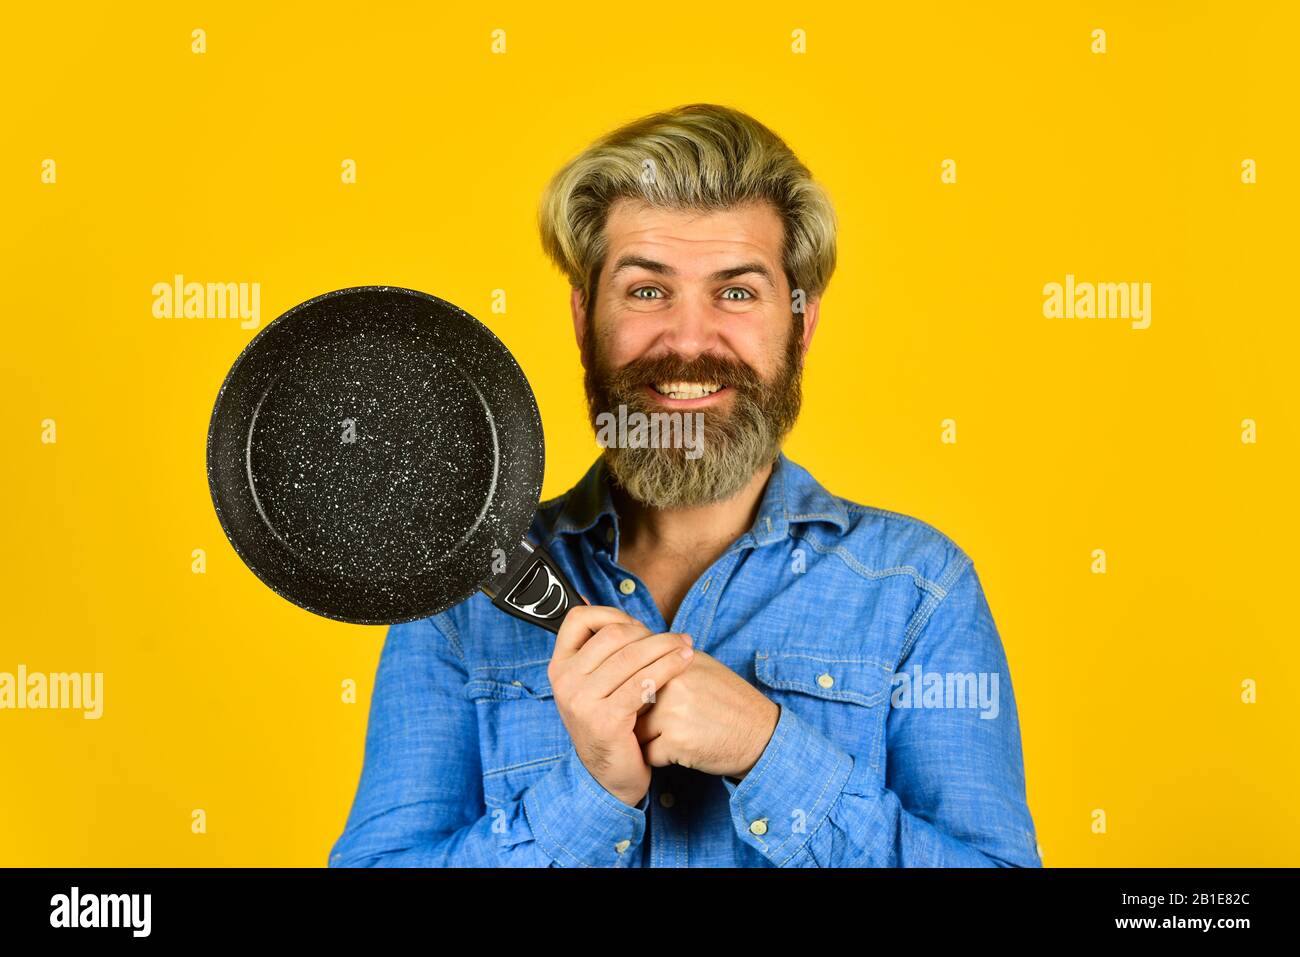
[754,650,891,707]
[463,658,554,701]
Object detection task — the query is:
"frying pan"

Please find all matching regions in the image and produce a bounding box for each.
[206,285,579,632]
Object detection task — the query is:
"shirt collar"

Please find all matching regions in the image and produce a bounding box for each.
[547,451,850,546]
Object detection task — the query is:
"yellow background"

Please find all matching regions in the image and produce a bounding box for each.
[2,2,1295,866]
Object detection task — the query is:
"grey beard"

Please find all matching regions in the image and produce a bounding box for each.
[584,311,805,510]
[601,392,787,509]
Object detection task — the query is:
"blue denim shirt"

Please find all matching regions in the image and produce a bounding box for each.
[329,452,1039,867]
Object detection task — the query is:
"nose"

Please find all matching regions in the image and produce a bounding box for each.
[657,296,721,360]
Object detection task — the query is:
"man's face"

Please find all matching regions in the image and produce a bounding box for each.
[573,197,820,508]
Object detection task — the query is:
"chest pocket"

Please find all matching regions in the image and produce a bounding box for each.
[753,650,892,773]
[464,658,555,701]
[463,658,570,806]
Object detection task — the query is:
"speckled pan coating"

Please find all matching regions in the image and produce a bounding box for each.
[206,286,544,624]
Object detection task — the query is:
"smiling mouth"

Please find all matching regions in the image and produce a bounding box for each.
[650,381,724,400]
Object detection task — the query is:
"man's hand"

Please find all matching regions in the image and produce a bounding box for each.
[548,605,696,807]
[634,649,780,780]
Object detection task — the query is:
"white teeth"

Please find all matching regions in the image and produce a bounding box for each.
[653,381,722,400]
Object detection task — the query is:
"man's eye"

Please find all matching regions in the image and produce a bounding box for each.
[722,287,754,301]
[631,286,664,300]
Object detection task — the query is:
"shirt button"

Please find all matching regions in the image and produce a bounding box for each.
[659,792,676,808]
[749,819,768,836]
[619,578,636,595]
[614,839,631,854]
[817,673,834,689]
[510,680,523,687]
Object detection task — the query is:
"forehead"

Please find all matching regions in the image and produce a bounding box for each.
[601,198,784,275]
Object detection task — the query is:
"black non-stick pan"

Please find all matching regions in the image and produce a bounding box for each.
[206,285,579,631]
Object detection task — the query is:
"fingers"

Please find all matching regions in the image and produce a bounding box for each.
[642,735,672,768]
[551,604,643,661]
[634,710,660,743]
[587,631,693,698]
[570,621,654,675]
[609,643,695,718]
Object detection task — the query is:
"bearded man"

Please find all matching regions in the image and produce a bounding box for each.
[330,103,1039,868]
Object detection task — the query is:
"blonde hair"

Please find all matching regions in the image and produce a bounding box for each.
[538,103,838,311]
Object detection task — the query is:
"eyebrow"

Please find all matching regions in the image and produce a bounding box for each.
[609,254,777,289]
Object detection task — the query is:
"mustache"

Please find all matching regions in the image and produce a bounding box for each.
[602,352,766,395]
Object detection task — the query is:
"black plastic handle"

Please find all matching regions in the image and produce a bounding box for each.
[485,539,580,634]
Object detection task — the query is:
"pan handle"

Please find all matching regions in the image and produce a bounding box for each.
[484,539,581,634]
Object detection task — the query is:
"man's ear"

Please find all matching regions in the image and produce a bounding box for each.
[799,296,821,359]
[570,287,587,357]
